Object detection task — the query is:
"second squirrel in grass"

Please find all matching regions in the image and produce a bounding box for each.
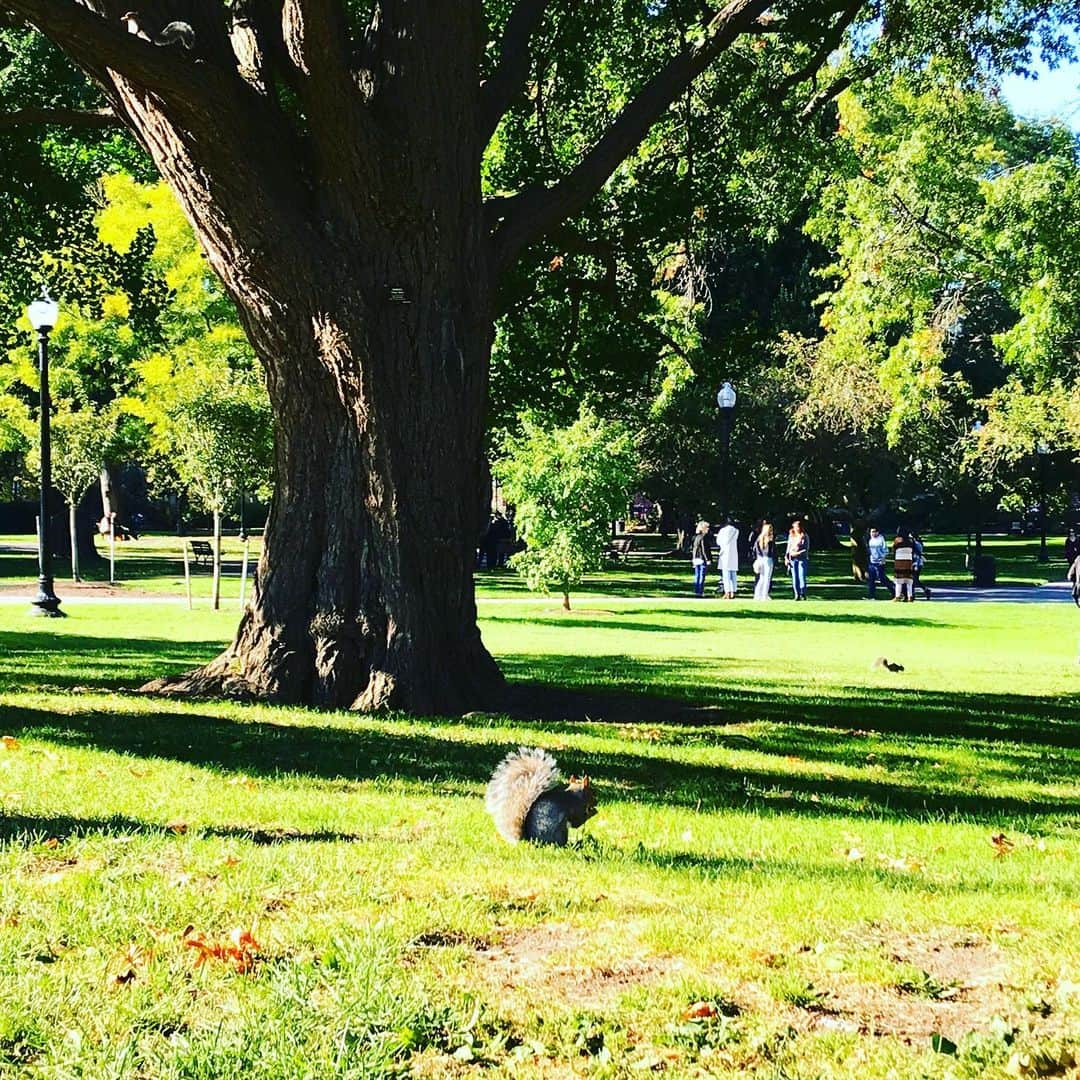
[871,656,905,672]
[485,747,596,846]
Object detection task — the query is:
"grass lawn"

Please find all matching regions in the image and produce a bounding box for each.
[0,531,1072,604]
[0,597,1077,1077]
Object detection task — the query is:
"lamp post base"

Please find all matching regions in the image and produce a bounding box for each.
[29,578,65,618]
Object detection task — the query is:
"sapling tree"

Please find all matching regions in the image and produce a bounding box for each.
[495,406,637,610]
[166,375,273,610]
[27,402,115,581]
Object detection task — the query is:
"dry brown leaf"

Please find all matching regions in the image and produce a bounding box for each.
[1,736,19,751]
[110,942,153,986]
[222,855,241,868]
[991,833,1015,858]
[184,926,263,974]
[42,837,60,850]
[878,854,924,872]
[682,1001,718,1020]
[167,822,189,835]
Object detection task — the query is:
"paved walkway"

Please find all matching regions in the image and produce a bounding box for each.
[0,584,1074,606]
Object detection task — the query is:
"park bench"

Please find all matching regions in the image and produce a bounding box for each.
[606,537,634,561]
[188,540,214,569]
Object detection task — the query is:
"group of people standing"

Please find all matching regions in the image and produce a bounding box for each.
[866,527,931,601]
[690,520,931,602]
[691,518,810,600]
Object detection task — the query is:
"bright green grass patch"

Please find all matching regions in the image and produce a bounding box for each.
[0,600,1076,1077]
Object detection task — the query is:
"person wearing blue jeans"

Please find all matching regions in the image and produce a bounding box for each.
[866,527,892,598]
[690,520,711,597]
[785,519,809,599]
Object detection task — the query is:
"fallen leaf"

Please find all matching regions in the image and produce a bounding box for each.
[682,1001,717,1020]
[167,822,188,835]
[42,838,60,850]
[1,736,19,751]
[183,925,263,974]
[222,855,241,868]
[878,854,924,873]
[991,833,1015,858]
[128,767,146,778]
[110,942,153,986]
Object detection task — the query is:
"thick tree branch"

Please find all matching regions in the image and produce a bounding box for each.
[4,0,238,107]
[280,0,381,201]
[774,0,863,98]
[479,0,566,144]
[488,0,772,275]
[799,71,853,118]
[0,105,119,129]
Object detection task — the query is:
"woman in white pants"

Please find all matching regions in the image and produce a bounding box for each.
[753,521,776,600]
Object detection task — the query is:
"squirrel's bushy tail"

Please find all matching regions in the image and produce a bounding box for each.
[485,746,561,843]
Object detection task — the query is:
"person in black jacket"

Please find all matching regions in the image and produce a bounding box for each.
[691,520,712,597]
[1065,527,1080,568]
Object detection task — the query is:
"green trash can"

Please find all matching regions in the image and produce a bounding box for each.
[972,554,996,587]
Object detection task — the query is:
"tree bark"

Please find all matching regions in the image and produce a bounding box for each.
[146,237,506,713]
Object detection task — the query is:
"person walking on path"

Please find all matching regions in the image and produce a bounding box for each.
[893,533,915,602]
[1066,527,1080,568]
[785,519,809,600]
[716,520,740,598]
[1068,551,1080,606]
[691,521,712,598]
[865,527,891,599]
[753,521,776,600]
[911,532,932,599]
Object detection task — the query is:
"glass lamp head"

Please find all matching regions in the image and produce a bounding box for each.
[716,381,737,409]
[27,294,59,332]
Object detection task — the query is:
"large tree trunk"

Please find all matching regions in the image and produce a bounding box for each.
[147,239,505,714]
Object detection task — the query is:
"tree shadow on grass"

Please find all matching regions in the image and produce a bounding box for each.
[0,811,360,845]
[1,701,1076,824]
[0,631,224,691]
[485,608,943,631]
[617,844,1080,900]
[498,654,1080,749]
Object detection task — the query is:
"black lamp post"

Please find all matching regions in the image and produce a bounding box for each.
[971,420,984,563]
[716,380,737,521]
[1037,441,1049,563]
[27,291,64,618]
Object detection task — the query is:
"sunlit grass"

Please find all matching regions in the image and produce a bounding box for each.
[0,597,1076,1076]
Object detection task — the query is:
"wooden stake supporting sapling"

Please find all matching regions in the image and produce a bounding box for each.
[183,538,192,611]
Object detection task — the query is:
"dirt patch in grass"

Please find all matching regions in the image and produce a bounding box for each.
[473,923,682,1008]
[806,929,1019,1043]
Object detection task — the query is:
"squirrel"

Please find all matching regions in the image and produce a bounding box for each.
[871,656,905,672]
[485,747,596,846]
